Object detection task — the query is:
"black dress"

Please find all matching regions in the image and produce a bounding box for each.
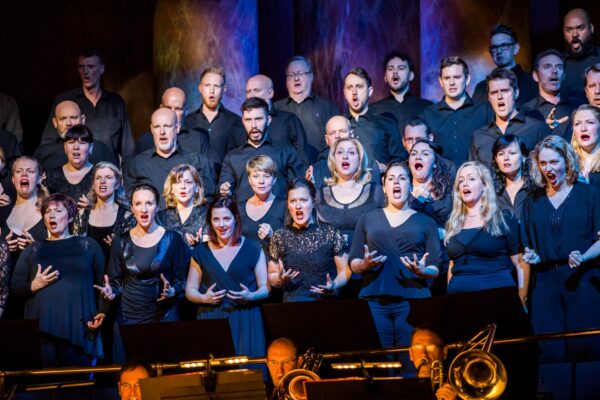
[0,239,8,314]
[192,239,266,357]
[446,211,520,293]
[45,166,94,200]
[107,229,189,324]
[269,223,346,302]
[316,183,384,248]
[156,205,207,249]
[10,236,106,359]
[73,205,136,264]
[238,197,286,253]
[521,183,600,362]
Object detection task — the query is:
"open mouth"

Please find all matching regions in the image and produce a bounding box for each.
[295,210,305,220]
[462,188,472,196]
[351,96,360,108]
[99,185,107,192]
[546,172,557,185]
[503,162,512,169]
[414,162,424,171]
[392,186,402,198]
[571,39,582,51]
[341,161,350,169]
[392,76,400,84]
[140,214,149,223]
[180,191,188,197]
[19,178,30,190]
[580,134,590,141]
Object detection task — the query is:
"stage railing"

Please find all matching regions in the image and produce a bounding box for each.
[1,327,599,398]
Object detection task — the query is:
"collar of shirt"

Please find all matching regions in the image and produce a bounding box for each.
[151,144,183,158]
[437,95,474,111]
[243,134,273,149]
[196,103,225,122]
[73,86,108,102]
[487,109,527,129]
[563,45,600,61]
[345,108,377,122]
[285,92,316,105]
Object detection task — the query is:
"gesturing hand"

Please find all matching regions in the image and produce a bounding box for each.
[0,192,10,207]
[257,223,273,240]
[545,107,569,129]
[276,259,300,286]
[102,233,115,246]
[93,274,115,300]
[203,283,227,305]
[362,244,387,269]
[18,230,35,250]
[157,273,176,301]
[87,313,106,330]
[31,264,60,293]
[5,230,19,252]
[523,247,540,264]
[305,165,314,182]
[310,273,336,294]
[401,253,430,278]
[568,250,584,269]
[185,228,203,246]
[77,195,91,209]
[227,283,253,303]
[219,182,232,197]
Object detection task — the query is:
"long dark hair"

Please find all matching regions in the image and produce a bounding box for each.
[410,139,452,199]
[491,134,534,194]
[205,197,243,246]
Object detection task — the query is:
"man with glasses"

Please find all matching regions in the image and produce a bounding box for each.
[274,56,339,163]
[409,328,457,400]
[473,24,537,105]
[118,361,155,400]
[266,338,302,387]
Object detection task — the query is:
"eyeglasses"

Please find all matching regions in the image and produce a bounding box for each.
[267,359,297,367]
[410,344,440,352]
[489,43,515,53]
[286,71,311,79]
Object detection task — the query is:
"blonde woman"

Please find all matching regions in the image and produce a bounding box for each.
[73,162,135,261]
[521,135,600,363]
[445,162,526,300]
[316,137,383,247]
[571,104,600,187]
[157,164,207,248]
[238,156,286,252]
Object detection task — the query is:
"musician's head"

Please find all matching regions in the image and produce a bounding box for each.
[267,338,303,386]
[409,328,447,378]
[118,361,155,400]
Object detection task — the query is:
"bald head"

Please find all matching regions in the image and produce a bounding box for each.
[564,8,595,57]
[325,115,351,148]
[53,100,84,137]
[150,108,179,157]
[161,87,186,131]
[246,75,274,104]
[267,338,300,386]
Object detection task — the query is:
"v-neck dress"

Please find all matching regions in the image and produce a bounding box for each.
[192,238,265,357]
[446,210,520,293]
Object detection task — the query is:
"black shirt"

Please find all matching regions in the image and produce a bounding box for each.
[347,109,407,164]
[33,136,118,173]
[522,95,582,142]
[421,96,493,166]
[469,111,550,168]
[274,93,340,163]
[125,146,216,205]
[0,129,20,167]
[229,108,310,167]
[40,88,135,163]
[370,93,432,136]
[45,166,94,201]
[563,46,600,105]
[472,64,538,105]
[184,104,245,170]
[134,127,212,160]
[219,137,304,202]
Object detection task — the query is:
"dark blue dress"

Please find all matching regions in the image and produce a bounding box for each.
[192,239,266,358]
[446,211,520,293]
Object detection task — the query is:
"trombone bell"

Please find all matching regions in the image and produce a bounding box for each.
[449,350,507,400]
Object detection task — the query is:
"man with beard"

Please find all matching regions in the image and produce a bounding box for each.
[184,66,246,173]
[562,8,600,104]
[523,49,580,141]
[371,51,432,138]
[584,63,600,107]
[218,97,304,201]
[473,24,537,105]
[125,108,216,206]
[343,67,406,168]
[274,56,339,163]
[469,69,550,167]
[242,75,309,166]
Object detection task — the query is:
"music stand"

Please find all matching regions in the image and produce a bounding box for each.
[305,377,433,400]
[0,320,42,370]
[120,319,236,363]
[261,299,381,354]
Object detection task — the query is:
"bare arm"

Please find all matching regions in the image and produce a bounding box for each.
[513,254,530,303]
